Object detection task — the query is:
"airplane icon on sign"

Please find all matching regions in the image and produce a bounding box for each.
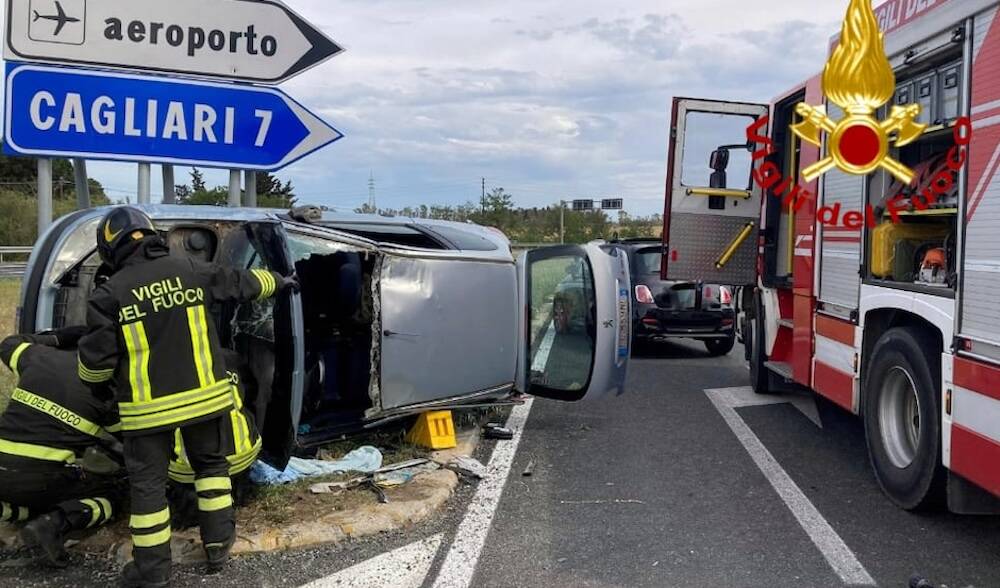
[32,2,80,37]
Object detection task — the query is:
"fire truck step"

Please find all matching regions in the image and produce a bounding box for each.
[777,318,794,329]
[763,361,794,380]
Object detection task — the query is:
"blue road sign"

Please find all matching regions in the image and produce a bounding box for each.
[3,63,343,171]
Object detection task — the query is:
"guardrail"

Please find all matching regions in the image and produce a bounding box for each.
[0,246,32,278]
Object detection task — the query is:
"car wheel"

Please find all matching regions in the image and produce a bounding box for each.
[863,327,945,511]
[705,336,735,357]
[748,293,773,394]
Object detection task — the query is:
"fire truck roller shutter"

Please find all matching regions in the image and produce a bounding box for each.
[818,103,864,312]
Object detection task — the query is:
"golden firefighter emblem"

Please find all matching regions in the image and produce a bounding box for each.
[792,0,926,185]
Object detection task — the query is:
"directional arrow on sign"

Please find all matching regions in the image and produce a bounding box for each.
[3,63,342,171]
[5,0,343,84]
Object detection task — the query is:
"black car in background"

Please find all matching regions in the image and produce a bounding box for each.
[608,239,736,356]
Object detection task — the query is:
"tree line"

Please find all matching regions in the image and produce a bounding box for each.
[355,187,662,244]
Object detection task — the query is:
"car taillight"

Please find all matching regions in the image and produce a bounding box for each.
[635,285,654,304]
[720,286,733,305]
[703,286,714,300]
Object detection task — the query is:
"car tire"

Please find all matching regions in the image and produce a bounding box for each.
[863,326,945,511]
[748,292,773,394]
[705,336,735,357]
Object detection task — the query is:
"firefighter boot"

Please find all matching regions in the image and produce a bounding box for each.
[205,533,235,573]
[20,511,69,568]
[120,561,171,588]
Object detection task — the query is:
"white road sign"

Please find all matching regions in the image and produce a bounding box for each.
[4,0,343,84]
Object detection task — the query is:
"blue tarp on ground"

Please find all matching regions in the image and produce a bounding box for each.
[250,446,383,485]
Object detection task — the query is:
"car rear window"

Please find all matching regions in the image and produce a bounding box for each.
[634,248,662,275]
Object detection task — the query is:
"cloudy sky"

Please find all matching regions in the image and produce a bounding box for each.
[19,1,853,215]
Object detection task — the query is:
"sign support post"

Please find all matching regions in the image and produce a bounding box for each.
[137,163,151,204]
[244,171,258,208]
[37,159,52,234]
[162,165,176,204]
[73,158,89,209]
[228,170,241,207]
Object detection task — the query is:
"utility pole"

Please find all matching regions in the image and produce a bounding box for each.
[37,159,53,235]
[162,165,176,204]
[368,170,376,211]
[228,170,241,207]
[481,177,486,214]
[244,171,258,208]
[560,200,566,244]
[137,163,151,204]
[73,158,90,210]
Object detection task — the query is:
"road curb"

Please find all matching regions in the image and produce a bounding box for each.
[110,469,460,564]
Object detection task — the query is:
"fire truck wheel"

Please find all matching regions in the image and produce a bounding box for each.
[863,326,946,511]
[748,293,773,394]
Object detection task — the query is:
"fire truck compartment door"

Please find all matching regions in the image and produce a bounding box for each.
[663,98,768,286]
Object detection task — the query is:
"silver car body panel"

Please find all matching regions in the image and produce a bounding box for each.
[377,253,519,410]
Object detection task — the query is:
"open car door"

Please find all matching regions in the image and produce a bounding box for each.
[662,97,769,285]
[515,244,631,401]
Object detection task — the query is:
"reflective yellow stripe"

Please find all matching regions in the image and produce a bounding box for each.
[105,422,122,434]
[120,393,233,432]
[0,438,75,463]
[169,439,261,483]
[10,388,103,437]
[96,498,113,522]
[186,305,214,388]
[252,269,275,300]
[16,506,29,521]
[0,502,9,521]
[132,526,171,548]
[78,357,114,384]
[81,499,102,528]
[119,380,232,416]
[195,477,232,493]
[122,321,151,403]
[130,508,169,529]
[9,342,30,377]
[198,494,233,512]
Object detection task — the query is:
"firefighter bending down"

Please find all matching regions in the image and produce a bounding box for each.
[77,207,296,587]
[0,327,123,567]
[168,351,261,530]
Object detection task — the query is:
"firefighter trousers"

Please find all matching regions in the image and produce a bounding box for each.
[124,417,234,581]
[0,457,120,530]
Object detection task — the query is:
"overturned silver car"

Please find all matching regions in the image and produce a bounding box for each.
[18,206,631,466]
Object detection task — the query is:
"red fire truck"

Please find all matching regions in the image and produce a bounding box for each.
[662,0,1000,513]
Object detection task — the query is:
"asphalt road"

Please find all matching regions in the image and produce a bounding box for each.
[4,339,1000,587]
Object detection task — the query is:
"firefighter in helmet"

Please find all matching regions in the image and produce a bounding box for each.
[76,207,296,587]
[0,327,123,567]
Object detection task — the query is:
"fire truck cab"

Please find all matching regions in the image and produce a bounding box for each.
[662,0,1000,513]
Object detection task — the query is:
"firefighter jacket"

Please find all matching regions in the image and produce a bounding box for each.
[168,378,260,484]
[77,239,282,436]
[0,334,120,465]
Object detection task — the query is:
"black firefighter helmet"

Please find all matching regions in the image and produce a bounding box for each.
[97,207,157,267]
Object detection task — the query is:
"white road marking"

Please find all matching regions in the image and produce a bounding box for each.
[530,321,556,373]
[301,533,443,588]
[707,387,875,586]
[432,398,534,588]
